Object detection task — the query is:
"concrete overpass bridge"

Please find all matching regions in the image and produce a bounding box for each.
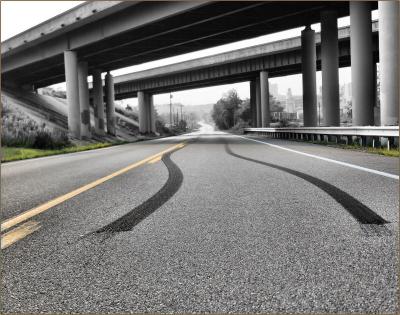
[109,22,380,133]
[1,1,398,138]
[112,21,379,99]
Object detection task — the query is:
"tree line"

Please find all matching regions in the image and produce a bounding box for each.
[211,89,284,130]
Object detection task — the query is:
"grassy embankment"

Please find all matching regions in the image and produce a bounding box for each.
[291,139,399,157]
[1,142,127,163]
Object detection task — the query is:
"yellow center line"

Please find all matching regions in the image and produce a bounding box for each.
[148,156,162,164]
[1,142,186,232]
[1,221,41,249]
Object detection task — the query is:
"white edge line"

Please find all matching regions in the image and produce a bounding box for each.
[237,135,399,181]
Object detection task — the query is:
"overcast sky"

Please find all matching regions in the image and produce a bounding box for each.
[1,1,378,107]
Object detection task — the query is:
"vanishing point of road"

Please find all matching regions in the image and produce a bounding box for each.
[1,123,398,313]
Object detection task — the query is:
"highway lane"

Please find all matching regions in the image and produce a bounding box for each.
[1,126,398,313]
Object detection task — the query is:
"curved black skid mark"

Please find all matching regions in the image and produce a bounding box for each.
[97,150,184,233]
[225,143,388,225]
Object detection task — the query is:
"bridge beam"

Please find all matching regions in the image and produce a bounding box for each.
[249,80,257,127]
[93,69,105,135]
[64,50,81,139]
[350,2,374,126]
[260,71,270,127]
[321,10,340,126]
[379,0,399,126]
[77,61,91,139]
[301,25,318,127]
[105,72,116,136]
[255,77,262,127]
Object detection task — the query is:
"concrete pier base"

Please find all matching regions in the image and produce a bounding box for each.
[250,80,257,127]
[138,91,148,133]
[93,69,105,135]
[379,1,399,126]
[350,2,374,126]
[105,72,116,136]
[77,61,91,138]
[255,77,261,127]
[64,51,81,138]
[260,71,270,127]
[301,25,318,127]
[321,10,340,126]
[138,91,155,134]
[148,94,156,133]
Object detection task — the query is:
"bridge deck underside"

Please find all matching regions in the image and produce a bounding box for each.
[2,1,374,89]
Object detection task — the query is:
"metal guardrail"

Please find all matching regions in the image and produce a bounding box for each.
[244,126,399,137]
[244,126,399,149]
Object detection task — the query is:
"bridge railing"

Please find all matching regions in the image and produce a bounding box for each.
[244,126,399,149]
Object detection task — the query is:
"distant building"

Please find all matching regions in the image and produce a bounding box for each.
[269,83,278,97]
[285,88,295,113]
[343,82,352,102]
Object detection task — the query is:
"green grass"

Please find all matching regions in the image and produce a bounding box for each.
[296,140,400,157]
[1,142,127,163]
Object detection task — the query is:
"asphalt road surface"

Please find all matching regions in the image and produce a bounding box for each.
[1,123,398,313]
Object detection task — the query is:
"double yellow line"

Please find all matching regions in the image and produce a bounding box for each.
[1,142,186,249]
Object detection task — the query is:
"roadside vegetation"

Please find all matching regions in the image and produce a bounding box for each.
[210,89,399,157]
[211,89,284,133]
[1,93,197,163]
[299,140,399,157]
[2,100,70,149]
[1,143,122,162]
[1,100,127,163]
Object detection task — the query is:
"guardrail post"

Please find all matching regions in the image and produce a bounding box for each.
[362,136,373,147]
[372,137,378,148]
[387,137,394,150]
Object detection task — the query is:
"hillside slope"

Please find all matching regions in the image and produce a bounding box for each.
[2,88,140,142]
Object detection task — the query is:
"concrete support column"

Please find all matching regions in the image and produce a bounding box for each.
[249,80,257,127]
[379,1,399,126]
[64,51,81,138]
[260,71,270,127]
[105,72,116,136]
[138,91,148,133]
[92,69,105,135]
[321,11,340,126]
[301,26,318,126]
[77,61,91,138]
[372,62,380,125]
[255,77,262,127]
[148,94,156,133]
[350,2,374,126]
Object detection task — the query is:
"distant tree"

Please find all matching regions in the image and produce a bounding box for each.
[236,98,251,122]
[270,95,284,112]
[212,90,286,130]
[212,89,242,130]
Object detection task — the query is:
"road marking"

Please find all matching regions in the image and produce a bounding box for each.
[1,142,186,232]
[237,135,399,180]
[1,221,41,249]
[148,156,162,164]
